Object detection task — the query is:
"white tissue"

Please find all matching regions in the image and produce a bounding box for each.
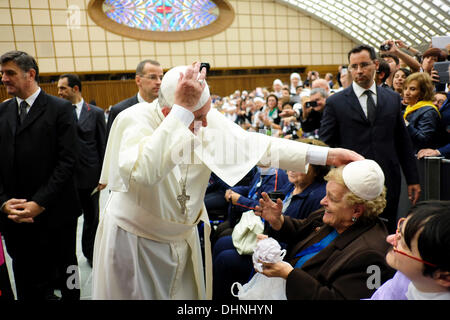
[252,237,286,273]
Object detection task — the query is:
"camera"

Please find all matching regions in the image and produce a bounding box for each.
[380,44,391,51]
[341,66,348,75]
[200,62,210,73]
[305,101,318,108]
[268,191,285,201]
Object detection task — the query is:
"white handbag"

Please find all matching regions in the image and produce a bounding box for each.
[231,237,288,300]
[231,210,265,255]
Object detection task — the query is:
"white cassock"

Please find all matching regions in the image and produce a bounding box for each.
[92,98,323,300]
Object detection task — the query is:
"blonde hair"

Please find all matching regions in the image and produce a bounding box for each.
[324,166,387,218]
[404,72,435,101]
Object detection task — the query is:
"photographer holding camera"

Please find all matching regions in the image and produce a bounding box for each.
[299,87,329,138]
[379,39,421,74]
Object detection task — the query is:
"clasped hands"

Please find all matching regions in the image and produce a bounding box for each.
[224,189,240,205]
[2,198,45,223]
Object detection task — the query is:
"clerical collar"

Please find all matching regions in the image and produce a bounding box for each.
[16,87,41,109]
[352,81,377,98]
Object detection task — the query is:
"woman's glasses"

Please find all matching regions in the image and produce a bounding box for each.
[393,218,437,267]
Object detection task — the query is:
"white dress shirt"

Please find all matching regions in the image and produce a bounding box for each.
[352,81,377,118]
[74,98,84,120]
[16,87,41,114]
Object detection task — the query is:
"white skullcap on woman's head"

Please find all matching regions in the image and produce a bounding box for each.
[342,159,385,200]
[159,65,210,111]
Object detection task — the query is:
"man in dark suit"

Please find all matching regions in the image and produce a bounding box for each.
[57,73,106,267]
[319,44,421,233]
[106,59,163,138]
[0,51,81,300]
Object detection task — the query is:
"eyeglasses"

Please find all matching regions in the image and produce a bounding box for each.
[348,62,373,71]
[393,218,437,267]
[138,74,163,81]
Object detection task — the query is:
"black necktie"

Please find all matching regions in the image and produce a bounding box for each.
[19,100,28,124]
[364,90,376,125]
[72,105,78,122]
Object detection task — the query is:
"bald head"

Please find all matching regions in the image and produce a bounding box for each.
[312,78,330,94]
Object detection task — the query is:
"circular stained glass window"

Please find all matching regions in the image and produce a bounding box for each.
[88,0,235,41]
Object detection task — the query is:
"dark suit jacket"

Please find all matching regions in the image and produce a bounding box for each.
[106,94,139,139]
[0,90,81,231]
[319,85,419,206]
[75,102,106,189]
[270,210,395,300]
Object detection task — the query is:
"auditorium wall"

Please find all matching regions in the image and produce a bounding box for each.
[0,0,357,107]
[0,0,356,73]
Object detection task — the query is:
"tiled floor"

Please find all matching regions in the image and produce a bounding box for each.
[3,189,109,300]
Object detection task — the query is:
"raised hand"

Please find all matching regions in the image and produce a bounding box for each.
[254,192,284,231]
[174,62,207,112]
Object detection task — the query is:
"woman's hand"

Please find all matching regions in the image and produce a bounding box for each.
[260,261,293,279]
[254,192,284,231]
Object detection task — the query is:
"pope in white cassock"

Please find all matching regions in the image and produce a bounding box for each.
[92,62,363,300]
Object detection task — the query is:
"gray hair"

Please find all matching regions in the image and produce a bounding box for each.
[0,51,39,83]
[310,87,329,99]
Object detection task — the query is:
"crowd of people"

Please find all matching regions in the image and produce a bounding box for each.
[0,35,449,302]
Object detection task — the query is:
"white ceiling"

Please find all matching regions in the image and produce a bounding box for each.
[276,0,450,52]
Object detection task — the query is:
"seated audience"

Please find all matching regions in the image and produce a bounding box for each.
[225,167,288,228]
[234,98,251,129]
[211,166,288,245]
[272,79,283,98]
[289,73,302,95]
[370,200,450,300]
[212,139,329,300]
[253,159,395,299]
[264,94,282,130]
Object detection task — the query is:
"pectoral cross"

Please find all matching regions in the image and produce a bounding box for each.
[177,184,190,215]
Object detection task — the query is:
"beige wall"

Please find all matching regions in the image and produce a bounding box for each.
[0,0,356,73]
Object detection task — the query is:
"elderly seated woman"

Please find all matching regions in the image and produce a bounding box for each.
[254,159,395,299]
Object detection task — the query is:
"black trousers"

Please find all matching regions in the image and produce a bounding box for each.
[3,223,55,300]
[51,218,80,300]
[78,188,100,261]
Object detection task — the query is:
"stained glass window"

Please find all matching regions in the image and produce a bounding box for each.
[103,0,220,32]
